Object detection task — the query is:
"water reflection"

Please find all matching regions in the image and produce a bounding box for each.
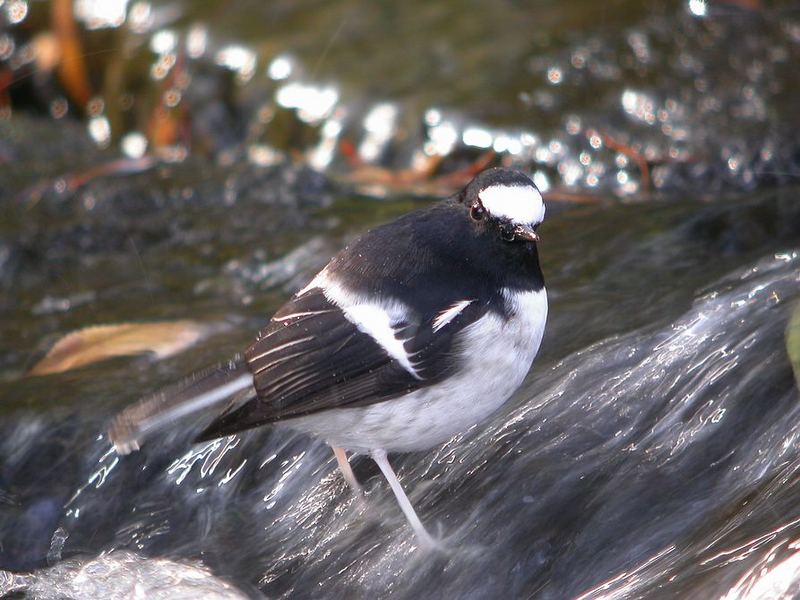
[186,24,208,58]
[688,0,707,18]
[2,1,800,596]
[74,0,130,30]
[128,1,153,34]
[1,0,795,196]
[215,45,256,83]
[5,0,27,25]
[462,126,492,149]
[87,115,110,147]
[267,54,294,80]
[276,82,339,124]
[0,551,251,598]
[359,103,397,162]
[3,197,797,596]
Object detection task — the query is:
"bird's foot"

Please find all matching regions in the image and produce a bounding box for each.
[410,520,451,554]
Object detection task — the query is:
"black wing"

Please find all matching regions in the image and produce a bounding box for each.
[196,286,487,441]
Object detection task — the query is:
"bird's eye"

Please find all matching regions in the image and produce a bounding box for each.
[500,227,516,242]
[470,204,485,221]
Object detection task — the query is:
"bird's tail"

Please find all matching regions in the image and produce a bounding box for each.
[108,355,255,455]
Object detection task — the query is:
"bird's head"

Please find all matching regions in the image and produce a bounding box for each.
[459,168,545,243]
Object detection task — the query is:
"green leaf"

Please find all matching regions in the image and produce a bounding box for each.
[788,302,800,390]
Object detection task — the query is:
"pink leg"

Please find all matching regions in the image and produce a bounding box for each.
[372,449,438,550]
[332,446,362,494]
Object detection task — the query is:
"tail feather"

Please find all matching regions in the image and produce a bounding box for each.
[108,356,255,455]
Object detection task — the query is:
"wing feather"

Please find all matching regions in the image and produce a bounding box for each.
[196,286,488,441]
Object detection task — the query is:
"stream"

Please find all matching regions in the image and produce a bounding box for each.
[2,0,800,598]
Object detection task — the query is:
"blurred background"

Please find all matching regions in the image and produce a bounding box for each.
[1,1,800,598]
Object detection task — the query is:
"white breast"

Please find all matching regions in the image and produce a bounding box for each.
[286,287,548,452]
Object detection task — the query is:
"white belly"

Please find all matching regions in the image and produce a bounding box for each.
[284,288,547,452]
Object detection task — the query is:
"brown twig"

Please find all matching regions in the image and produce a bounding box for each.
[595,129,651,193]
[543,190,603,204]
[52,0,92,108]
[338,142,497,196]
[18,156,157,205]
[432,151,497,189]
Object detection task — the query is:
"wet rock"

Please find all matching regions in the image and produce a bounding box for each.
[2,551,251,599]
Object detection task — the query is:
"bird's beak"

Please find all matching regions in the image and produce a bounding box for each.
[514,224,540,242]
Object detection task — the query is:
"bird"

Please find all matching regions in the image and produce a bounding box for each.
[108,167,547,549]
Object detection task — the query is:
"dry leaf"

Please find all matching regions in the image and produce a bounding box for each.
[29,321,208,376]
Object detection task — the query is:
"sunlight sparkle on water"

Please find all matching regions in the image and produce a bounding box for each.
[276,82,339,124]
[215,45,257,83]
[186,25,208,58]
[247,144,284,167]
[493,134,523,155]
[688,0,707,17]
[427,119,458,156]
[462,126,493,149]
[150,29,177,55]
[268,54,295,80]
[88,116,111,147]
[359,103,398,162]
[424,108,442,126]
[74,0,130,29]
[6,0,27,24]
[121,132,147,158]
[559,159,584,186]
[128,1,153,33]
[308,111,345,170]
[547,67,563,85]
[621,89,657,124]
[532,171,550,192]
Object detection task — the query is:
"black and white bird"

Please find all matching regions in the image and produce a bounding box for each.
[109,167,547,548]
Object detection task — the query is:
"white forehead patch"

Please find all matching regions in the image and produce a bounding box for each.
[478,184,545,225]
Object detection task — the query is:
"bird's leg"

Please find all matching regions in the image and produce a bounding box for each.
[371,449,438,550]
[332,446,362,494]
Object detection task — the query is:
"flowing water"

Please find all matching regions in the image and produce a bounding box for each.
[1,183,799,598]
[1,0,800,598]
